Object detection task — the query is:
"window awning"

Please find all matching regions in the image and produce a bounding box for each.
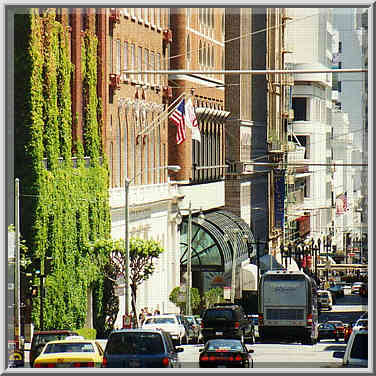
[195,107,231,121]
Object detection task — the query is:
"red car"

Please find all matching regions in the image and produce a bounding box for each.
[326,321,345,339]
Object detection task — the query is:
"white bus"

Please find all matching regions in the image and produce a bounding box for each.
[258,270,319,344]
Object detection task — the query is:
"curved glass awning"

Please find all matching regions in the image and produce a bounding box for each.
[180,209,256,274]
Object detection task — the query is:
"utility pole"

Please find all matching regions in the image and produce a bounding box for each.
[14,178,21,340]
[231,229,239,303]
[186,201,192,315]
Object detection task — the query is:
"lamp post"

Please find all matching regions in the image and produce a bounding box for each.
[123,165,180,318]
[230,228,240,303]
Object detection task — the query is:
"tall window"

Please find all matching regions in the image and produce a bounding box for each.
[130,44,135,81]
[292,97,307,121]
[130,8,135,17]
[156,53,161,85]
[150,51,155,85]
[117,122,121,187]
[123,42,128,79]
[156,8,160,27]
[144,135,149,184]
[144,49,149,84]
[151,8,155,25]
[138,46,142,82]
[187,34,191,62]
[199,40,202,65]
[116,39,121,75]
[109,142,113,187]
[144,7,149,23]
[109,34,113,73]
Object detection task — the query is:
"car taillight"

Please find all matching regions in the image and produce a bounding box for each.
[46,363,56,368]
[258,314,264,326]
[234,354,242,361]
[102,356,108,367]
[200,322,204,329]
[74,362,94,367]
[34,364,42,368]
[333,330,337,334]
[307,313,312,326]
[234,321,240,329]
[162,357,170,367]
[209,356,216,361]
[200,355,209,362]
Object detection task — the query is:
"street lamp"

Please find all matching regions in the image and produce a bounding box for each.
[176,202,205,315]
[123,165,181,318]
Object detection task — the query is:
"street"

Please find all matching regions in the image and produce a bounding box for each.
[20,287,367,369]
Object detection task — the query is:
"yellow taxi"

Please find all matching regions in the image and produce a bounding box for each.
[33,336,103,368]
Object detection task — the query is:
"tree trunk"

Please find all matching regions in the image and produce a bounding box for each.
[131,284,138,328]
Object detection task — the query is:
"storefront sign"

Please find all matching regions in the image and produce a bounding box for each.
[297,215,310,237]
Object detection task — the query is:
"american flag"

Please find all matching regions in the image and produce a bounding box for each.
[169,99,186,144]
[336,192,348,214]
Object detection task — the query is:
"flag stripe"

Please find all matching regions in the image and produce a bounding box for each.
[169,99,186,144]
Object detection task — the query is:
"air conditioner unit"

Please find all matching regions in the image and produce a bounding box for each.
[109,8,121,24]
[109,73,121,90]
[288,109,294,120]
[162,86,172,99]
[163,29,173,44]
[287,142,296,152]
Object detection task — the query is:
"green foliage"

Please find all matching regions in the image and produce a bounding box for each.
[203,287,226,308]
[110,237,165,326]
[169,287,201,314]
[75,327,97,340]
[14,10,111,331]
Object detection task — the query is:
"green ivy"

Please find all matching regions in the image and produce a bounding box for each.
[14,9,111,331]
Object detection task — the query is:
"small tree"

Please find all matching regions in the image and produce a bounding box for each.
[111,237,164,326]
[169,286,201,314]
[203,287,226,308]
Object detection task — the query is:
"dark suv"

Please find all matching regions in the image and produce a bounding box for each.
[201,304,255,344]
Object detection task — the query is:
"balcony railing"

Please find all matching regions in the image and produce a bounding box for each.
[109,182,179,209]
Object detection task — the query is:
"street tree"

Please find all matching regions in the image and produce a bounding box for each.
[203,287,226,308]
[110,237,165,326]
[169,286,201,314]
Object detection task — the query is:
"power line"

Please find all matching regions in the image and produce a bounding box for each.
[126,68,367,75]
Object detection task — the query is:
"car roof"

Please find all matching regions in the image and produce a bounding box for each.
[43,338,97,344]
[111,328,165,333]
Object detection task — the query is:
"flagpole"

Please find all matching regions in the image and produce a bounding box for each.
[137,92,186,136]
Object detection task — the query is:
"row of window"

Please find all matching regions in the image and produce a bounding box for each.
[110,38,165,86]
[109,114,165,187]
[123,8,165,29]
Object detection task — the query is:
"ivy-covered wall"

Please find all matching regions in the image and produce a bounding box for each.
[14,8,112,330]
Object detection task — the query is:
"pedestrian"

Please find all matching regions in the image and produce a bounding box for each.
[139,308,145,326]
[154,309,160,315]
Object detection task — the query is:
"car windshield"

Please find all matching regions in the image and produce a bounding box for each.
[207,340,243,352]
[148,317,176,324]
[44,342,95,353]
[185,317,194,323]
[350,333,368,360]
[356,320,367,327]
[204,310,234,320]
[106,333,164,355]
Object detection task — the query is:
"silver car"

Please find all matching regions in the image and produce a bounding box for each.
[142,315,188,345]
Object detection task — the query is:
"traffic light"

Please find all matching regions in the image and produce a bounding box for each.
[25,273,38,298]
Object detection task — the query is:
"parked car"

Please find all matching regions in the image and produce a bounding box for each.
[30,330,79,367]
[103,329,184,368]
[142,314,188,345]
[199,339,254,368]
[353,319,368,331]
[328,284,345,298]
[326,321,345,338]
[184,315,201,344]
[317,290,333,310]
[317,323,338,342]
[33,338,103,368]
[201,304,255,344]
[351,282,366,295]
[333,327,368,367]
